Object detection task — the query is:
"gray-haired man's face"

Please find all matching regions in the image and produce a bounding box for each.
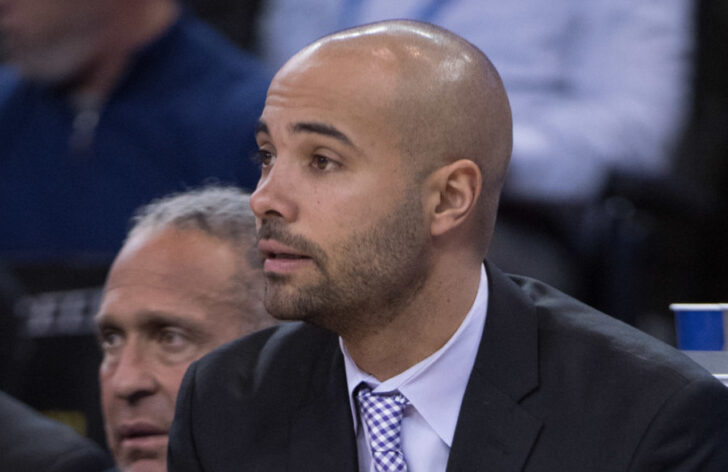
[95,226,255,472]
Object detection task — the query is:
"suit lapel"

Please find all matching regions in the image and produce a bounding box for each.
[447,263,542,472]
[288,338,359,472]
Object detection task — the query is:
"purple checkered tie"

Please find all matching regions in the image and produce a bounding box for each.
[357,385,409,472]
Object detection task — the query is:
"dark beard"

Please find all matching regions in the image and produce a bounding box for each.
[259,192,430,336]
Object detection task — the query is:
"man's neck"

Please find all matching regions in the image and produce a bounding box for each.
[341,258,482,381]
[68,0,180,101]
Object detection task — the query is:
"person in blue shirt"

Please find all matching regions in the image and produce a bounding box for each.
[0,0,270,263]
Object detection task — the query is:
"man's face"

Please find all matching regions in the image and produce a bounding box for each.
[250,49,431,333]
[96,227,247,472]
[0,0,113,81]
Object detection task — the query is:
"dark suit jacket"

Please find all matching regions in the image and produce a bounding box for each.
[168,264,728,471]
[0,390,113,472]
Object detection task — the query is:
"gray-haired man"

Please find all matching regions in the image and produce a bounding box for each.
[95,186,274,472]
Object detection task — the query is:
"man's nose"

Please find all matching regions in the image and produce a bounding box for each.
[109,344,157,404]
[250,158,298,223]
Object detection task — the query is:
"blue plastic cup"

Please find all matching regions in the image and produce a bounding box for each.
[670,303,725,351]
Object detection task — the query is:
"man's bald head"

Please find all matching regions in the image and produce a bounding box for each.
[267,20,512,256]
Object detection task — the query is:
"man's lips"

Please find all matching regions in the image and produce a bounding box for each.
[257,239,313,273]
[117,421,167,443]
[257,239,309,259]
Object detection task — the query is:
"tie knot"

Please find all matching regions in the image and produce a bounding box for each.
[357,386,409,418]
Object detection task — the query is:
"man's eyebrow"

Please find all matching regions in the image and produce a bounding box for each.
[94,310,204,334]
[291,122,354,147]
[255,120,269,136]
[137,311,202,332]
[94,315,117,336]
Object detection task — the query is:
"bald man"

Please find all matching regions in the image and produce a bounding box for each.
[168,21,728,471]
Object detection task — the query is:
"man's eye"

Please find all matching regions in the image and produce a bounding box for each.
[158,328,189,351]
[312,155,336,171]
[100,331,123,352]
[252,149,275,167]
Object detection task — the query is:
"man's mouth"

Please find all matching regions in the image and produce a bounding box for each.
[266,252,309,260]
[257,239,313,273]
[118,422,168,445]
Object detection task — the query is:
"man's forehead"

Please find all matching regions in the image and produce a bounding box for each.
[263,65,398,132]
[108,229,238,291]
[272,43,402,101]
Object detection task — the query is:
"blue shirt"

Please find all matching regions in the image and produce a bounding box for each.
[0,12,270,261]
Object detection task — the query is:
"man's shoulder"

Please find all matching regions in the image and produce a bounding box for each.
[506,272,715,387]
[202,322,338,363]
[0,391,113,471]
[493,272,728,470]
[170,323,353,470]
[191,322,340,391]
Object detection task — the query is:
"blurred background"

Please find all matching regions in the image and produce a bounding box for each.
[1,0,725,451]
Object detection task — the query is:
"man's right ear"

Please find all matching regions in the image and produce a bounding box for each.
[424,159,482,238]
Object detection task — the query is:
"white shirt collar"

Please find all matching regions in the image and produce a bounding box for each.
[341,264,489,447]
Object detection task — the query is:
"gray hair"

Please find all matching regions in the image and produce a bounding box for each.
[128,185,257,251]
[126,185,272,331]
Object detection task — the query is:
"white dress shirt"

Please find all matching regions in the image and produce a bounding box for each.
[341,264,489,472]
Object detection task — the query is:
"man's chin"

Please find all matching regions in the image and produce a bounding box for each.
[116,436,168,472]
[264,276,324,317]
